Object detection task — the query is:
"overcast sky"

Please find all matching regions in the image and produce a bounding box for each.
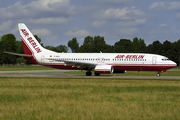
[0,0,180,47]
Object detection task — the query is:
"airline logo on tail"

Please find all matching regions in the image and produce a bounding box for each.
[21,29,42,53]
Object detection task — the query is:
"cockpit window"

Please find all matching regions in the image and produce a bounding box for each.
[162,58,170,61]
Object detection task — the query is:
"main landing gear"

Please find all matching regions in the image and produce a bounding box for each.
[94,72,100,76]
[86,71,92,76]
[86,71,100,76]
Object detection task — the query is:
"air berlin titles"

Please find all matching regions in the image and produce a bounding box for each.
[115,55,145,59]
[21,29,42,53]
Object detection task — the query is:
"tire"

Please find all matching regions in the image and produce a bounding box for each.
[94,72,100,76]
[157,73,160,77]
[86,72,92,76]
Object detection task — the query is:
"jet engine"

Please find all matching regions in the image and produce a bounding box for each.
[94,65,114,74]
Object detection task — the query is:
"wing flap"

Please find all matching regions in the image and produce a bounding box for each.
[64,60,96,68]
[48,58,96,68]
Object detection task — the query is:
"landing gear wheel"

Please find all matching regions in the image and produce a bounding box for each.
[157,73,160,77]
[94,72,100,76]
[86,72,92,76]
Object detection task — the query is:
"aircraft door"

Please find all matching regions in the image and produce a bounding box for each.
[152,56,157,64]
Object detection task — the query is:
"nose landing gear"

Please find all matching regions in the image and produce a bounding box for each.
[157,73,160,77]
[157,70,166,77]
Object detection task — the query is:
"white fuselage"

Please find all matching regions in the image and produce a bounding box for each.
[33,53,176,72]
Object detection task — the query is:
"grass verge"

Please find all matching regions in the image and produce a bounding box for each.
[0,65,180,76]
[0,65,53,71]
[0,77,180,119]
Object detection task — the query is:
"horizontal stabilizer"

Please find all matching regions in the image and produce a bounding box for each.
[3,51,33,58]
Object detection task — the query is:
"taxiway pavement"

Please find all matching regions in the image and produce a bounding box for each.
[0,70,180,80]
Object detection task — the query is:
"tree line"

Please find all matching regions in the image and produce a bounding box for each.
[1,34,180,66]
[68,36,180,66]
[0,34,69,65]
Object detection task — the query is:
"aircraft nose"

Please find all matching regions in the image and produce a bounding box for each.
[170,61,177,67]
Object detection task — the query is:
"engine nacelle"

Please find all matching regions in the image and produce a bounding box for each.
[95,65,114,74]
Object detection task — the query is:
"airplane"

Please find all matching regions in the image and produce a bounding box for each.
[4,23,177,76]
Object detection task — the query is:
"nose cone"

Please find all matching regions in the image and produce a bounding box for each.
[170,61,177,67]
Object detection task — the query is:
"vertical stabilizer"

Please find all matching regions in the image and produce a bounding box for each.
[18,23,56,64]
[18,23,45,55]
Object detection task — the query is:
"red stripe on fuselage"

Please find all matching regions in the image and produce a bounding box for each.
[40,63,175,72]
[113,64,175,71]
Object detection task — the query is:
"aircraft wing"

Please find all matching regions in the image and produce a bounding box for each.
[3,51,33,58]
[48,58,97,68]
